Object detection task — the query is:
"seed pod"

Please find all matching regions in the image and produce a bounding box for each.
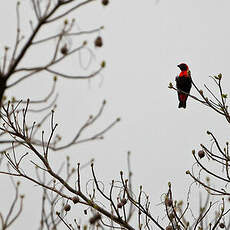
[117,202,123,208]
[94,36,103,47]
[64,204,71,212]
[72,196,80,204]
[219,223,225,229]
[198,150,205,158]
[60,44,68,55]
[120,198,127,205]
[102,0,109,6]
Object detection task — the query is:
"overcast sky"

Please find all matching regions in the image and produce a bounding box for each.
[1,0,230,228]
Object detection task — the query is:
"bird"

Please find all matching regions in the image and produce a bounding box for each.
[175,63,192,108]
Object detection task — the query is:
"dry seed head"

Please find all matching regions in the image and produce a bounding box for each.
[117,202,123,208]
[94,36,103,47]
[72,196,80,204]
[102,0,109,6]
[219,223,225,229]
[121,198,127,205]
[60,44,68,55]
[64,204,71,212]
[198,150,205,158]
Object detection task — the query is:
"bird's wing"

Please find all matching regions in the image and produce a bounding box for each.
[175,76,179,88]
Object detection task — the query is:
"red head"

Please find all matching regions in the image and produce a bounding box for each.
[177,63,189,77]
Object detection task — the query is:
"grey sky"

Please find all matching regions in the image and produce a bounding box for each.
[1,0,230,228]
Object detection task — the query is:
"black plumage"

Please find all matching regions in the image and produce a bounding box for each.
[175,63,192,108]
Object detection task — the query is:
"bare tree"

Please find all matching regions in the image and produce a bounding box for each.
[1,1,230,230]
[167,73,230,230]
[0,0,122,229]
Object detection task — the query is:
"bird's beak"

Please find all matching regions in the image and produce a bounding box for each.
[177,65,180,68]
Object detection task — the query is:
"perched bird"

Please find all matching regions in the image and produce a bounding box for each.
[175,63,192,108]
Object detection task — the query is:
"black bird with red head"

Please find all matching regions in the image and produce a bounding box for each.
[175,63,192,108]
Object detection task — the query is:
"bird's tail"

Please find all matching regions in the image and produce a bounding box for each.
[178,101,186,108]
[178,94,187,108]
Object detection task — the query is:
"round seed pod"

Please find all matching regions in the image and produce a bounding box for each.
[60,44,68,55]
[102,0,109,6]
[72,196,80,204]
[219,223,225,229]
[64,204,71,212]
[198,150,205,158]
[94,36,103,47]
